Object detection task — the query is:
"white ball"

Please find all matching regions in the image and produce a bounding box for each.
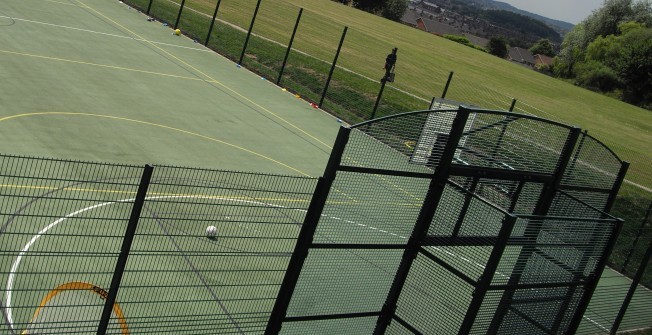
[206,225,217,238]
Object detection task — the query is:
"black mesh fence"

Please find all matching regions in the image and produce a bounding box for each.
[148,0,181,27]
[0,155,144,334]
[36,0,652,330]
[0,155,317,335]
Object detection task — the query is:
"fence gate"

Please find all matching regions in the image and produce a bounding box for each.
[266,107,627,334]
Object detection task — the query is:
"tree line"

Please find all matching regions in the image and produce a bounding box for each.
[554,0,652,109]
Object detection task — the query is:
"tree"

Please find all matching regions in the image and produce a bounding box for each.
[353,0,384,12]
[572,21,652,107]
[352,0,408,22]
[380,0,408,22]
[555,0,652,78]
[529,39,555,57]
[487,37,508,58]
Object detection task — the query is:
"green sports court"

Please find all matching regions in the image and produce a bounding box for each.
[0,0,650,334]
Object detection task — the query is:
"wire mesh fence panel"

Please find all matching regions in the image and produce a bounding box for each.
[278,11,344,105]
[114,166,315,334]
[123,0,150,13]
[279,316,378,335]
[148,0,181,27]
[386,319,417,335]
[395,253,473,334]
[314,172,425,245]
[286,249,400,318]
[374,85,431,120]
[321,29,386,123]
[458,111,572,175]
[576,267,631,335]
[0,155,144,334]
[204,0,256,62]
[241,30,287,84]
[609,194,652,280]
[620,253,652,332]
[445,75,516,111]
[237,0,294,82]
[177,0,213,44]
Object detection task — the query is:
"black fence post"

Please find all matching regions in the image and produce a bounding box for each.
[173,0,186,30]
[622,200,651,272]
[567,217,625,334]
[238,0,262,65]
[146,0,154,15]
[442,71,454,99]
[373,108,471,335]
[265,127,351,335]
[488,127,581,333]
[458,214,518,334]
[604,161,630,213]
[204,0,222,46]
[567,130,588,179]
[318,26,348,108]
[371,47,398,120]
[277,8,303,85]
[509,98,517,112]
[97,165,154,335]
[610,236,652,334]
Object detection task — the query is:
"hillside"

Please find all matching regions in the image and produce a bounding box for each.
[410,0,562,46]
[465,0,575,33]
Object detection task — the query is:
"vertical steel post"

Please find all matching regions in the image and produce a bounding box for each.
[428,96,437,110]
[319,26,348,108]
[561,163,628,333]
[567,218,625,334]
[238,0,263,65]
[509,98,517,112]
[458,214,518,334]
[373,108,471,335]
[371,78,388,120]
[173,0,186,30]
[566,130,588,179]
[610,237,652,334]
[488,127,581,333]
[277,8,303,85]
[441,71,454,99]
[604,162,630,213]
[146,0,154,15]
[204,0,222,46]
[451,177,479,237]
[264,127,351,335]
[97,165,154,335]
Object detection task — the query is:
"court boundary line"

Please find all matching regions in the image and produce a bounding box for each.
[0,112,311,176]
[73,0,333,151]
[0,15,209,52]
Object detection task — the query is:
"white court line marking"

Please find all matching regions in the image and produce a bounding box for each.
[5,194,294,330]
[0,15,209,52]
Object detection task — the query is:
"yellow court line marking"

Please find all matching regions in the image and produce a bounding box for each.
[0,49,214,83]
[0,112,310,176]
[42,0,76,5]
[74,0,333,151]
[0,183,422,207]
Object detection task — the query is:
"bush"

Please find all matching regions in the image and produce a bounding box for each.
[574,60,622,92]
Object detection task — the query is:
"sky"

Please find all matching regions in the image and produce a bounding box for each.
[496,0,604,24]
